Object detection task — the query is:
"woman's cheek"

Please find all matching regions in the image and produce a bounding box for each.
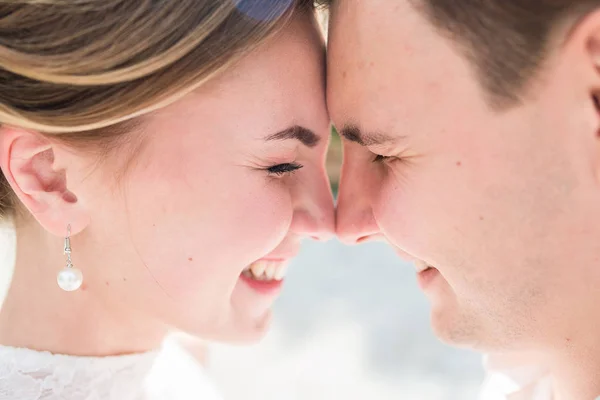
[233,181,294,257]
[119,173,292,301]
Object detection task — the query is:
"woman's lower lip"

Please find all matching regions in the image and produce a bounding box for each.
[417,267,441,290]
[239,273,284,295]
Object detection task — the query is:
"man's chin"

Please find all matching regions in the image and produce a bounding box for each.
[429,304,484,349]
[430,306,524,353]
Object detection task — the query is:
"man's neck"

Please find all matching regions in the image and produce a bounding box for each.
[552,345,600,400]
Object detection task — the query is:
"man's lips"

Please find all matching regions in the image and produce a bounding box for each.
[393,247,429,268]
[414,259,432,273]
[392,247,439,276]
[417,266,441,290]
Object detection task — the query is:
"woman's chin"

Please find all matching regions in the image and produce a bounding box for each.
[231,273,283,317]
[236,310,273,344]
[190,310,272,345]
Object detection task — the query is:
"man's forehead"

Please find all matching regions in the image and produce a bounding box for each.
[328,0,424,29]
[327,0,439,52]
[327,2,435,76]
[326,0,471,103]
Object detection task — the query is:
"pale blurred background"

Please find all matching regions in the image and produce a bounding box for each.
[208,240,485,400]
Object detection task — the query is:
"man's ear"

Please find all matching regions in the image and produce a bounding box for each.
[561,9,600,104]
[584,12,600,104]
[0,126,89,236]
[561,9,600,182]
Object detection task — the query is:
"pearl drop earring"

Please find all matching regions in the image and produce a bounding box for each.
[57,225,83,292]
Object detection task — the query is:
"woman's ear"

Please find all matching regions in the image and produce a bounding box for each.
[0,126,89,236]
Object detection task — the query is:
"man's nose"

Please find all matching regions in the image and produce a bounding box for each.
[335,151,381,245]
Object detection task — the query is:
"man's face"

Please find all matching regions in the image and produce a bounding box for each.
[328,0,600,352]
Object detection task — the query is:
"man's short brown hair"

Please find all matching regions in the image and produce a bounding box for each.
[322,1,600,108]
[414,1,600,107]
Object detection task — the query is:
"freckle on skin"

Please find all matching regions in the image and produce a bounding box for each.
[479,216,484,221]
[123,277,127,282]
[105,281,109,286]
[342,71,347,78]
[456,161,462,167]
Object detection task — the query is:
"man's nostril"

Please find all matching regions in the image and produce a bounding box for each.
[356,235,371,244]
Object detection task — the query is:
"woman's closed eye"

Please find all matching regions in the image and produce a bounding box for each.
[267,162,304,177]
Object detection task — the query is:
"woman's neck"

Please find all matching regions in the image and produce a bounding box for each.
[0,220,167,356]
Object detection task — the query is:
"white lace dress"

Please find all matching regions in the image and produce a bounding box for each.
[0,338,224,400]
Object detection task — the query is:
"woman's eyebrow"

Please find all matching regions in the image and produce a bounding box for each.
[265,125,320,148]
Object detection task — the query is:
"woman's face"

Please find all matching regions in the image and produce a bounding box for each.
[66,13,334,342]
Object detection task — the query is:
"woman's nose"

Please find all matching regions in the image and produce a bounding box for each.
[289,169,335,241]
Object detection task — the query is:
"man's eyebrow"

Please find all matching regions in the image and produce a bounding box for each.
[265,125,320,148]
[339,124,396,146]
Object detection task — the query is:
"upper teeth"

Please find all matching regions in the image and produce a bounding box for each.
[414,260,431,272]
[244,260,289,281]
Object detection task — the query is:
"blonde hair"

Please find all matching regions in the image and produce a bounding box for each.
[0,0,310,219]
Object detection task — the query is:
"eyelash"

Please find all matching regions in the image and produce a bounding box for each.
[267,162,304,177]
[373,154,395,163]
